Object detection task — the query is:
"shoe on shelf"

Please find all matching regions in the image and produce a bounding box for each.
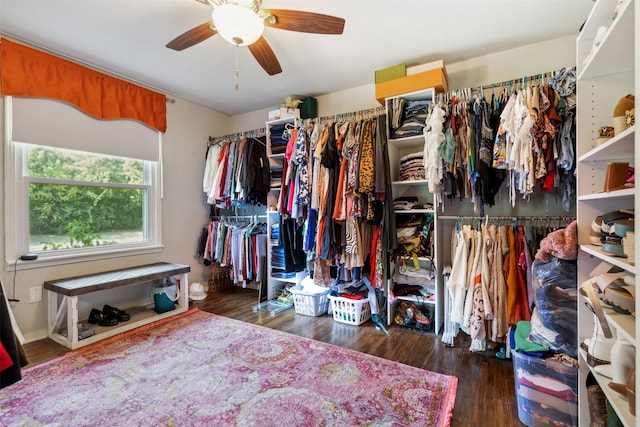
[103,304,131,322]
[88,308,118,327]
[410,303,430,325]
[587,384,607,427]
[398,302,413,320]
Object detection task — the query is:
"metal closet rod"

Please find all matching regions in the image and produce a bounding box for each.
[317,105,387,123]
[208,127,266,145]
[210,214,267,220]
[439,67,569,101]
[439,215,575,221]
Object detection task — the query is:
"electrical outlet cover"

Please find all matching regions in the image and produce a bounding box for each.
[29,287,42,303]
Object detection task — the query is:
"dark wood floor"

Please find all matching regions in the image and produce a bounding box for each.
[23,287,524,426]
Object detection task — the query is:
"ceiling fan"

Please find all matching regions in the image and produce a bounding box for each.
[166,0,345,76]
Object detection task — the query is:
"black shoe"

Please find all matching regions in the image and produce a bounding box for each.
[88,308,118,327]
[103,304,130,322]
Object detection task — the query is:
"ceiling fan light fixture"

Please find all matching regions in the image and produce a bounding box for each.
[212,3,264,46]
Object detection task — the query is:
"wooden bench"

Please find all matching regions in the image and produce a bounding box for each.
[44,262,191,349]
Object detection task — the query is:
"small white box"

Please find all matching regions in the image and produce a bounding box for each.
[406,59,445,76]
[280,107,300,120]
[268,109,281,120]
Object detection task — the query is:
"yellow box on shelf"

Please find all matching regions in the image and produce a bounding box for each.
[375,60,448,104]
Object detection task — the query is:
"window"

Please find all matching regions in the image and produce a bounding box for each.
[6,142,161,264]
[4,96,163,266]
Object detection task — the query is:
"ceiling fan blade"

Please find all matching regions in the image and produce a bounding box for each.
[248,36,282,76]
[263,9,345,35]
[166,21,217,51]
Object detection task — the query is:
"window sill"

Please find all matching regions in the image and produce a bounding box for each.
[6,244,164,271]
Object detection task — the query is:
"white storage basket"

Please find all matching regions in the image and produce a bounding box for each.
[289,287,330,316]
[328,295,371,326]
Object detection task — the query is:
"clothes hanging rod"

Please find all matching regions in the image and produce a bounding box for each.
[441,66,571,99]
[208,127,266,145]
[317,106,387,123]
[210,215,267,220]
[478,71,554,91]
[439,215,575,221]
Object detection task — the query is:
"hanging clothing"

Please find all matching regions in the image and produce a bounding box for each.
[504,225,519,325]
[203,136,270,208]
[377,114,397,253]
[197,219,267,284]
[434,68,576,212]
[487,224,508,342]
[514,225,533,323]
[424,104,445,193]
[0,283,22,388]
[446,218,544,350]
[447,226,470,326]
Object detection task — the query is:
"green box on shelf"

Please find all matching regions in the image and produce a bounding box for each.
[300,97,317,119]
[374,63,406,84]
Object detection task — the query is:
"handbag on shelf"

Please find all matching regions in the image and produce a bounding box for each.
[393,256,435,285]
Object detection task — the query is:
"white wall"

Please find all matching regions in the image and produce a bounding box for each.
[225,34,578,134]
[447,34,577,91]
[2,33,578,341]
[0,96,230,342]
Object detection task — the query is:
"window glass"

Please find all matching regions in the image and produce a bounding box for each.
[12,143,159,257]
[27,145,144,184]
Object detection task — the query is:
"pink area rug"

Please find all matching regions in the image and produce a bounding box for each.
[0,309,457,426]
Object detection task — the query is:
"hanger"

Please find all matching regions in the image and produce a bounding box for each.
[251,136,265,146]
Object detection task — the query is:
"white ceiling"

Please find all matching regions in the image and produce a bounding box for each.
[0,0,594,116]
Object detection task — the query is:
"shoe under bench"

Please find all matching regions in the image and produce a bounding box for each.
[44,262,191,350]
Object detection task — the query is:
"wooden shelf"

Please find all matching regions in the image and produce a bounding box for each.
[270,275,299,284]
[579,349,636,427]
[395,295,436,306]
[578,126,636,163]
[578,0,634,80]
[394,209,434,214]
[392,179,429,186]
[52,305,174,348]
[604,307,636,346]
[385,87,442,334]
[578,187,635,201]
[388,134,425,148]
[580,245,636,274]
[576,1,637,423]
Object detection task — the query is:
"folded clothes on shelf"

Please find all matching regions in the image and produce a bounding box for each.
[271,270,296,279]
[389,99,430,138]
[393,196,433,211]
[270,144,287,155]
[399,151,425,181]
[270,224,280,240]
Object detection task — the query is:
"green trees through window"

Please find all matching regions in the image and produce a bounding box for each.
[26,145,146,251]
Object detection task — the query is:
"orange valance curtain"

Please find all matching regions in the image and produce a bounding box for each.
[0,38,166,133]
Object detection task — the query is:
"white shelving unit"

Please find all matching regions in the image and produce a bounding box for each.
[265,116,302,300]
[576,0,637,424]
[384,88,443,333]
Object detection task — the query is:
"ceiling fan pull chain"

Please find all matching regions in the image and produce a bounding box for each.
[235,45,240,91]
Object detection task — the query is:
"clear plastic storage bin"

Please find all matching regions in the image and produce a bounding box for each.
[511,350,578,427]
